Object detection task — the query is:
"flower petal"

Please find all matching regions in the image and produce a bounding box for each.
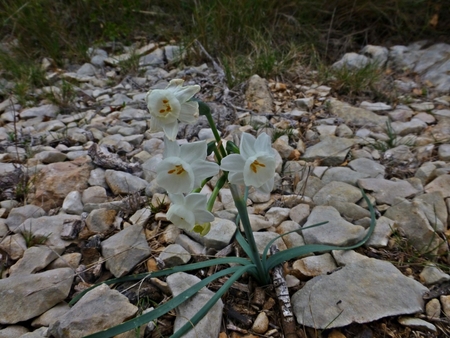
[179,101,199,123]
[170,84,200,103]
[167,204,195,230]
[239,133,256,159]
[190,160,220,187]
[228,171,245,185]
[243,154,276,188]
[184,192,208,211]
[146,90,181,123]
[220,154,245,172]
[257,176,274,194]
[156,157,195,194]
[180,141,207,164]
[193,209,215,224]
[163,137,181,158]
[254,133,273,154]
[168,193,185,205]
[162,121,179,141]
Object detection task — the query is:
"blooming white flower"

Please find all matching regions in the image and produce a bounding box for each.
[220,132,276,193]
[167,193,214,231]
[156,137,220,194]
[146,79,200,140]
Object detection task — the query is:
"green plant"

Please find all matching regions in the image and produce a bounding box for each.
[71,91,377,338]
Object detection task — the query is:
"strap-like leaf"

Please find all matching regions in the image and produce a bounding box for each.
[84,266,243,338]
[266,189,377,270]
[171,264,254,338]
[69,256,251,306]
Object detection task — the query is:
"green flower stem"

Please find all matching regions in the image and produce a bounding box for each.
[207,172,228,212]
[196,100,227,161]
[230,184,270,285]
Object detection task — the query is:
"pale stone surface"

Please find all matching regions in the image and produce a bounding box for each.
[252,312,269,334]
[0,268,74,324]
[159,244,191,267]
[303,206,366,246]
[292,253,337,278]
[101,223,151,277]
[9,245,57,276]
[48,284,138,338]
[292,259,428,329]
[167,272,223,338]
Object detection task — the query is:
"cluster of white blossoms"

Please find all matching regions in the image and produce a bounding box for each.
[146,79,276,232]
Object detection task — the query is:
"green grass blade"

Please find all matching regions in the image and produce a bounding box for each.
[69,256,251,305]
[261,221,328,270]
[235,228,255,260]
[171,264,254,338]
[266,189,377,270]
[84,266,242,338]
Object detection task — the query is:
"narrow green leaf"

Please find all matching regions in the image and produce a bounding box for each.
[225,140,239,154]
[84,266,242,338]
[172,264,254,338]
[69,256,251,306]
[266,189,377,270]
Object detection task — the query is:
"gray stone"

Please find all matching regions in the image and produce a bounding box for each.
[175,234,205,256]
[360,101,391,111]
[332,53,370,70]
[438,144,450,161]
[188,218,236,250]
[414,192,447,232]
[365,216,396,247]
[420,264,450,285]
[77,63,97,76]
[302,136,356,166]
[159,244,191,267]
[9,245,57,276]
[361,45,389,67]
[245,75,273,113]
[265,207,290,227]
[31,302,71,328]
[292,253,337,278]
[332,249,370,266]
[292,259,428,329]
[81,186,108,204]
[424,175,450,198]
[276,221,305,249]
[253,231,287,255]
[166,272,223,338]
[34,150,67,163]
[246,214,273,231]
[88,168,107,187]
[313,181,363,205]
[321,167,370,186]
[391,119,427,136]
[49,284,138,338]
[398,317,436,332]
[384,198,446,254]
[384,144,415,162]
[328,98,388,127]
[289,204,310,225]
[328,200,371,221]
[19,327,48,338]
[295,175,324,198]
[142,154,163,182]
[0,325,29,337]
[105,169,148,195]
[358,178,419,205]
[302,206,366,246]
[0,268,74,324]
[20,104,59,119]
[0,233,27,260]
[5,205,46,232]
[101,224,151,277]
[425,299,441,318]
[129,207,152,227]
[85,208,116,234]
[348,158,385,178]
[61,191,84,215]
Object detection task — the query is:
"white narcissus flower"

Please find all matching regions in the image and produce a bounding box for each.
[220,132,276,193]
[146,79,200,140]
[167,193,214,231]
[156,137,220,194]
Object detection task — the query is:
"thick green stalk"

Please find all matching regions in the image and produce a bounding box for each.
[207,172,228,211]
[230,184,270,285]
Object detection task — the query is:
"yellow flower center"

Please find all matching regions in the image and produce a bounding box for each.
[159,99,172,116]
[168,164,186,175]
[250,159,266,173]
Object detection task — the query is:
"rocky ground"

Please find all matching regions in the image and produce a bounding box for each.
[0,41,450,338]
